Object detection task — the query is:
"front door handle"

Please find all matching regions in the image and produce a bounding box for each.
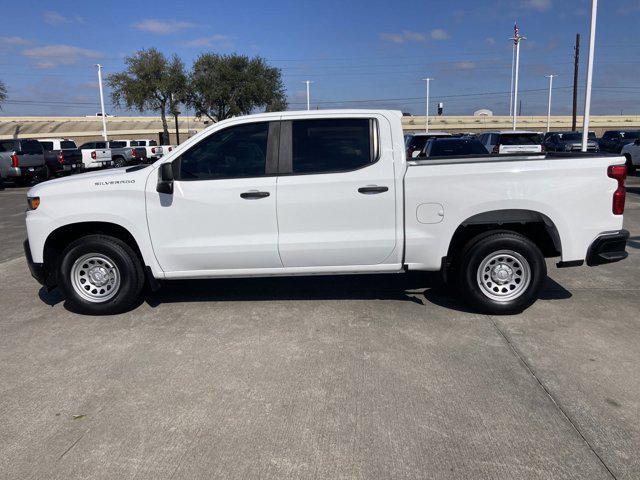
[240,190,270,200]
[358,186,389,195]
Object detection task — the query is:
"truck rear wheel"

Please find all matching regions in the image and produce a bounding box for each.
[457,231,546,315]
[58,235,145,315]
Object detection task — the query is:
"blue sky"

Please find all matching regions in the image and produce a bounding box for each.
[1,0,639,116]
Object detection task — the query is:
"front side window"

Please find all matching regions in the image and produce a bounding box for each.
[291,118,375,174]
[179,122,269,180]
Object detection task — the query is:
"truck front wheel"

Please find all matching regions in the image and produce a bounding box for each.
[58,235,145,315]
[457,232,546,315]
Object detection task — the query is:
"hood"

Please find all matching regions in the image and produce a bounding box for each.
[27,165,151,198]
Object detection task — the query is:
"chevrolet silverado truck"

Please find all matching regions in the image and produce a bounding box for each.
[23,110,629,315]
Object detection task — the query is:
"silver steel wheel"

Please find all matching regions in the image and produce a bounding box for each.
[476,250,531,302]
[70,253,120,303]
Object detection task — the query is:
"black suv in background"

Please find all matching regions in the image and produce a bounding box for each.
[598,130,640,154]
[421,138,488,157]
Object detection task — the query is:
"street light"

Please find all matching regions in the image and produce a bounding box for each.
[303,80,313,110]
[509,25,526,131]
[582,0,598,151]
[545,74,556,133]
[422,77,433,133]
[95,64,108,141]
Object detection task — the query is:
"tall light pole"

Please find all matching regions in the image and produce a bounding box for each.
[582,0,598,152]
[511,26,526,131]
[509,35,516,117]
[545,74,556,133]
[422,77,433,133]
[303,80,313,110]
[95,64,108,141]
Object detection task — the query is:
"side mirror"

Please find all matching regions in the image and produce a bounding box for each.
[156,162,174,194]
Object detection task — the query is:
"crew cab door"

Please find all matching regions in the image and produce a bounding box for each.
[276,116,398,268]
[145,120,282,274]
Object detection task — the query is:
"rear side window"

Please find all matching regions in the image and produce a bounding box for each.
[149,140,157,146]
[179,122,269,180]
[291,118,376,174]
[95,142,107,149]
[498,134,542,145]
[40,141,54,151]
[109,141,125,148]
[61,141,77,149]
[130,141,141,146]
[0,141,16,152]
[19,140,44,154]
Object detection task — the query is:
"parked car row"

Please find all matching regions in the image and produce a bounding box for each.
[404,129,640,172]
[0,137,176,188]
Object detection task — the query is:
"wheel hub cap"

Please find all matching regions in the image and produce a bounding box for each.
[477,250,531,302]
[70,253,120,303]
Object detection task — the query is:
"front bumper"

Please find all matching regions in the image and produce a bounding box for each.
[23,239,48,286]
[586,230,630,266]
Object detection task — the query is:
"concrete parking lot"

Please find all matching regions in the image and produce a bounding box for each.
[1,178,639,480]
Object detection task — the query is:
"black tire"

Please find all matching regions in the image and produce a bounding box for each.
[14,177,32,187]
[38,166,50,182]
[58,235,145,315]
[457,231,547,315]
[113,156,126,168]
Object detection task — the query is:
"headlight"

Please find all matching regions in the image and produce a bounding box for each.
[27,197,40,210]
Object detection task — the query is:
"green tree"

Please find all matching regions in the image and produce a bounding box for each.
[108,48,187,141]
[0,80,7,109]
[188,53,287,121]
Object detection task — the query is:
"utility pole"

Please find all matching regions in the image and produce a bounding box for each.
[422,77,433,132]
[95,64,108,141]
[304,80,313,110]
[572,33,581,131]
[545,74,556,132]
[170,93,180,145]
[510,24,525,130]
[582,0,598,152]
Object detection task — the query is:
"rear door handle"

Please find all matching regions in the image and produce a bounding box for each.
[358,186,389,195]
[240,190,270,199]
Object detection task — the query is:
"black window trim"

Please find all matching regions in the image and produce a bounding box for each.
[173,120,280,182]
[277,117,381,176]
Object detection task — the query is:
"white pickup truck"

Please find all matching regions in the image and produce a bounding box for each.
[134,139,163,161]
[78,141,113,169]
[24,110,629,315]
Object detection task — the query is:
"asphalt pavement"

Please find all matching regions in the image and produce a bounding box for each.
[0,178,639,479]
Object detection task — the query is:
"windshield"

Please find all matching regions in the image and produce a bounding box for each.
[621,131,640,139]
[499,134,541,145]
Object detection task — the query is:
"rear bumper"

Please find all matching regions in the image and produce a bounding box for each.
[586,230,629,266]
[5,166,46,178]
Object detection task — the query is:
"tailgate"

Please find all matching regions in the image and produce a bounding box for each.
[17,153,44,168]
[61,149,83,164]
[95,149,112,162]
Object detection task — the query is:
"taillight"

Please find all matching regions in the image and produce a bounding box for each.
[57,151,65,164]
[151,147,157,154]
[131,148,137,157]
[492,144,500,154]
[608,165,627,215]
[10,153,19,168]
[540,144,546,153]
[168,147,173,152]
[91,151,97,160]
